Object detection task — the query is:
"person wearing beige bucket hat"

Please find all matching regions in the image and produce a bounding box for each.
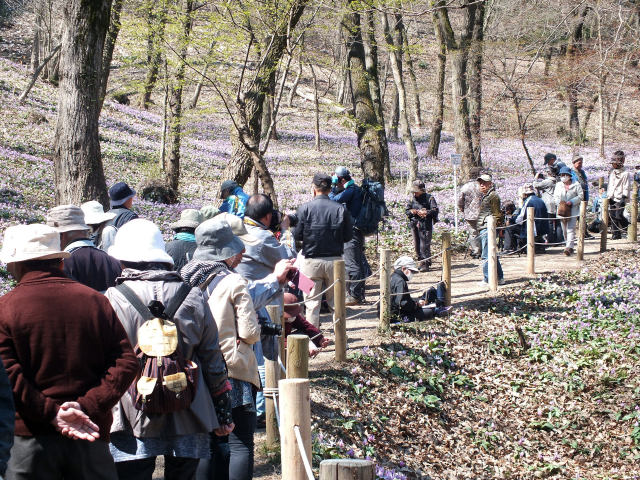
[165,209,204,271]
[0,223,138,479]
[46,205,122,292]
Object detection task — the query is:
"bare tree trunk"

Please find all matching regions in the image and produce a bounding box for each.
[98,0,123,113]
[598,78,605,158]
[511,92,535,175]
[310,64,320,151]
[388,85,399,140]
[565,7,588,144]
[160,63,168,170]
[543,46,552,76]
[344,6,387,184]
[402,25,422,128]
[140,0,168,109]
[611,52,629,127]
[19,43,61,103]
[188,38,216,110]
[382,11,418,188]
[362,9,390,181]
[427,9,446,158]
[581,92,599,140]
[467,1,485,164]
[30,27,40,73]
[165,0,194,194]
[288,58,303,107]
[54,0,111,206]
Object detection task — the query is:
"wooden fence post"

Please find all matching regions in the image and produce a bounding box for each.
[333,259,347,362]
[280,379,312,480]
[628,190,638,243]
[526,206,535,275]
[600,197,609,252]
[265,304,282,447]
[598,177,604,190]
[441,232,451,307]
[576,201,587,261]
[487,216,498,292]
[320,459,376,480]
[286,334,309,379]
[379,249,391,331]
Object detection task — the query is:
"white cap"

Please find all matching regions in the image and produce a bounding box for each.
[81,201,116,225]
[393,255,419,272]
[1,224,70,264]
[108,219,173,266]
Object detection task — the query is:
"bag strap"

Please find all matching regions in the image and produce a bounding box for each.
[164,283,192,319]
[116,283,154,321]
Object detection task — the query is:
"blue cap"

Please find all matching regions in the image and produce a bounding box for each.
[558,166,572,176]
[108,182,136,207]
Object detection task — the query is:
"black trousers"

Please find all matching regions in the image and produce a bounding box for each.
[609,200,628,237]
[116,455,198,480]
[7,435,118,480]
[343,229,370,300]
[410,223,432,266]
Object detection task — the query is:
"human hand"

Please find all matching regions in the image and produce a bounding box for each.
[309,345,320,358]
[319,338,330,348]
[280,214,291,231]
[418,300,426,306]
[273,259,295,284]
[214,423,235,436]
[567,201,572,206]
[53,402,100,441]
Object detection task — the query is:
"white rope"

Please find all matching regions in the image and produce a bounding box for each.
[345,298,381,320]
[262,387,281,428]
[344,266,382,284]
[498,243,528,257]
[278,357,287,375]
[294,425,316,480]
[286,279,339,306]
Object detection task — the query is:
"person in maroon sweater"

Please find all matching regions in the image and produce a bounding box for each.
[0,224,138,480]
[283,293,330,358]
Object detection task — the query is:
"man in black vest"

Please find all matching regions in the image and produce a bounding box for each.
[100,182,139,252]
[405,181,439,272]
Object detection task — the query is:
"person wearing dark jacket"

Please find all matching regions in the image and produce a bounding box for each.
[101,182,139,252]
[390,256,449,323]
[405,180,439,271]
[46,204,122,292]
[283,293,330,358]
[0,223,138,480]
[294,173,354,327]
[515,184,549,253]
[329,166,369,305]
[166,209,204,271]
[477,174,505,286]
[0,361,14,478]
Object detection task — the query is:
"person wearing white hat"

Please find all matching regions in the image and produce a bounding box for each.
[390,256,449,323]
[476,174,505,285]
[104,219,234,479]
[81,200,116,250]
[47,204,121,292]
[165,209,204,271]
[0,224,138,479]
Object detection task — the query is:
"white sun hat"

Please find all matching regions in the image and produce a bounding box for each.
[0,224,70,264]
[108,219,174,266]
[81,201,116,226]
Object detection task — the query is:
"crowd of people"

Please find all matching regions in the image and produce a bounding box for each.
[0,150,637,479]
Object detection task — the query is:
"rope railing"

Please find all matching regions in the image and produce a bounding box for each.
[285,279,339,306]
[344,266,381,284]
[294,425,316,480]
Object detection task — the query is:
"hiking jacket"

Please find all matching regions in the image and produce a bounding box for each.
[515,194,549,237]
[294,194,353,258]
[457,181,482,221]
[0,361,12,476]
[166,237,197,272]
[390,269,424,322]
[533,176,558,215]
[200,269,261,388]
[63,239,122,292]
[406,193,439,230]
[105,269,228,438]
[0,268,138,441]
[607,168,632,203]
[477,187,504,231]
[329,182,363,220]
[219,187,249,218]
[236,218,294,282]
[100,207,139,252]
[553,181,583,217]
[571,168,589,201]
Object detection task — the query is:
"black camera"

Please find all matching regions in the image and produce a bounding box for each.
[269,210,283,232]
[261,322,282,336]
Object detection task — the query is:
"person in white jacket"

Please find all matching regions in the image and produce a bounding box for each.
[554,167,583,256]
[607,150,632,239]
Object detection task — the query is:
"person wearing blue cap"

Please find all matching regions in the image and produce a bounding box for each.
[554,166,583,255]
[100,181,139,252]
[219,180,249,218]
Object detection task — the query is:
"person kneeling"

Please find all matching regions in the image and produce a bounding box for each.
[390,256,450,323]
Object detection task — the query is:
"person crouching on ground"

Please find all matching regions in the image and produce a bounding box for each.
[390,256,449,323]
[554,166,583,256]
[283,293,330,358]
[406,180,439,272]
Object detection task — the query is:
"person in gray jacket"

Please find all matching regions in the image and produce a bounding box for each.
[105,219,233,480]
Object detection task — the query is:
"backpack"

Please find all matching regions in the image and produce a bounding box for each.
[116,282,199,414]
[355,179,387,236]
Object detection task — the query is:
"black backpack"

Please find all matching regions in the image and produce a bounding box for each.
[355,179,387,236]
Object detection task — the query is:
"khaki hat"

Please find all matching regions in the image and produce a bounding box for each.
[477,173,492,183]
[393,255,419,272]
[0,224,70,264]
[81,201,116,225]
[193,219,245,262]
[522,183,535,195]
[217,213,260,246]
[411,180,425,193]
[200,205,220,220]
[170,209,204,231]
[572,154,584,164]
[46,205,90,233]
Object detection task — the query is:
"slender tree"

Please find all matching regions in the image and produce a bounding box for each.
[426,8,446,158]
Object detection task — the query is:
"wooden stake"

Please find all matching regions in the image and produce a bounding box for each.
[265,304,281,447]
[280,379,311,480]
[598,177,604,190]
[487,216,498,292]
[320,459,376,480]
[441,232,451,306]
[628,190,638,243]
[286,334,309,379]
[526,206,535,275]
[333,259,347,362]
[600,197,609,252]
[379,249,391,331]
[576,200,587,261]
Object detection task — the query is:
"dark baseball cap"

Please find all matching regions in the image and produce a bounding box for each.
[312,173,332,190]
[544,153,557,165]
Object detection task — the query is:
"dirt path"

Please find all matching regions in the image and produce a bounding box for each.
[253,235,638,478]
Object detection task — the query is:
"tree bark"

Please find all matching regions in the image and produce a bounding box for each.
[402,24,422,128]
[140,0,168,109]
[427,10,446,158]
[565,6,588,144]
[344,6,387,184]
[433,0,478,177]
[188,38,216,110]
[165,0,194,194]
[98,0,123,113]
[388,84,399,140]
[53,0,111,206]
[382,11,419,188]
[310,64,320,151]
[19,43,61,103]
[467,1,485,164]
[288,58,303,107]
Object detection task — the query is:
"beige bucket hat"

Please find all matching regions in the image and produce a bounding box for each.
[0,224,70,264]
[46,205,90,233]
